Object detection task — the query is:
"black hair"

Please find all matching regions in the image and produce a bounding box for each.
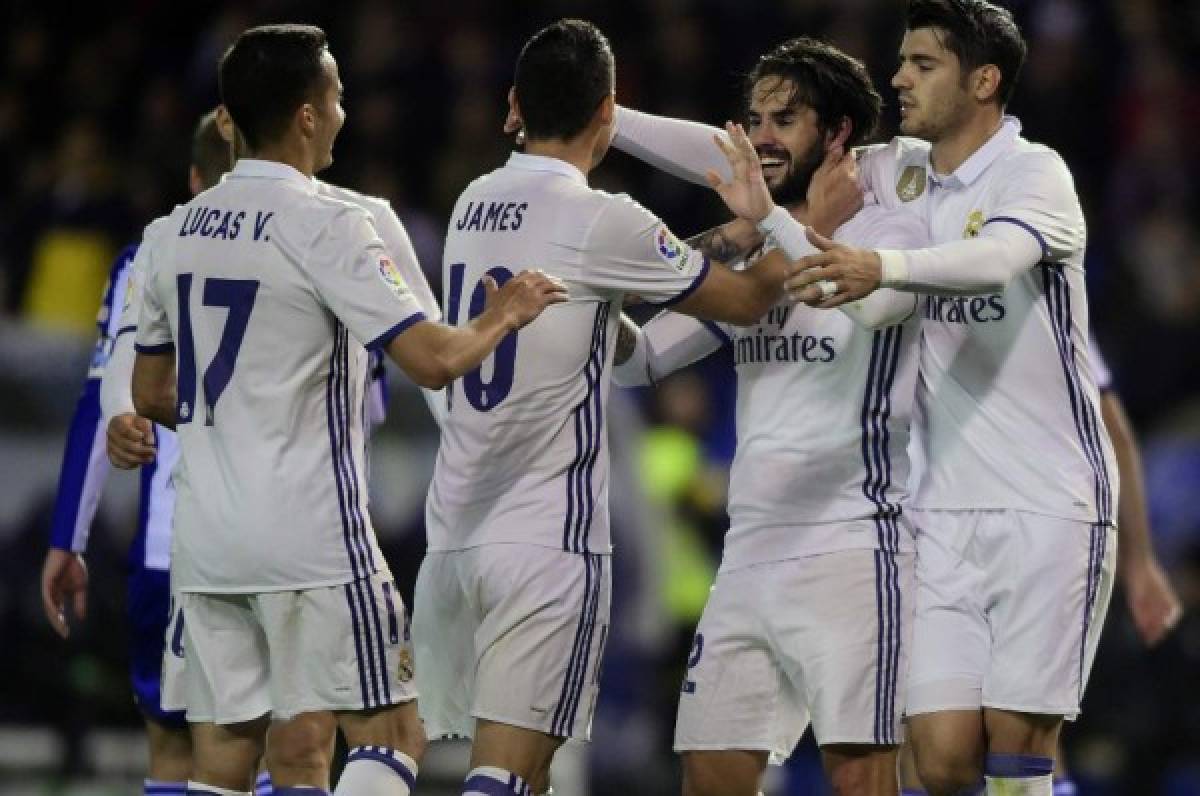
[906,0,1027,106]
[514,19,614,141]
[218,24,330,151]
[746,37,882,148]
[190,110,231,190]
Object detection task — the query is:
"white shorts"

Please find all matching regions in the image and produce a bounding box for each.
[906,509,1116,719]
[674,546,915,763]
[165,572,417,724]
[413,544,611,742]
[160,591,186,713]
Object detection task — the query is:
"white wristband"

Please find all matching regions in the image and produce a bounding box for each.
[878,250,910,288]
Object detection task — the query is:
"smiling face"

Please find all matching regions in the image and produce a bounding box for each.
[891,27,975,142]
[746,76,827,206]
[309,49,346,172]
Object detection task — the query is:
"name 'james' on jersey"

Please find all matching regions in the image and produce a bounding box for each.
[427,152,709,555]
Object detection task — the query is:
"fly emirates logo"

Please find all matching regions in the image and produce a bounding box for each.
[733,305,837,366]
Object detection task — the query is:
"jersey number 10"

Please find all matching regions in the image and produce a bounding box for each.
[176,273,260,426]
[446,263,517,412]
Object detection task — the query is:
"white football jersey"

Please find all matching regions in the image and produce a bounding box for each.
[630,205,928,567]
[426,152,709,554]
[861,117,1118,525]
[135,159,426,592]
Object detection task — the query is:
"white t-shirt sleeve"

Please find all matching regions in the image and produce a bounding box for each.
[840,208,926,328]
[612,106,733,186]
[579,196,711,305]
[1089,333,1113,391]
[367,199,442,321]
[304,207,427,350]
[612,311,726,387]
[133,247,174,354]
[983,151,1085,263]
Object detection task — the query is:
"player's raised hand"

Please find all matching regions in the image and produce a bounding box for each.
[708,121,775,223]
[784,227,883,308]
[485,270,569,330]
[806,144,864,237]
[106,413,157,469]
[41,548,88,639]
[1124,555,1183,646]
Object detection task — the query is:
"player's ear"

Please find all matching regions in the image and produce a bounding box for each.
[972,64,1002,104]
[594,92,615,128]
[504,87,523,135]
[188,165,204,196]
[298,103,317,139]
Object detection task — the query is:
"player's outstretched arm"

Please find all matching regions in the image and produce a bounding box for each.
[1102,390,1183,645]
[613,311,726,388]
[131,352,178,430]
[385,270,568,389]
[611,105,732,187]
[672,249,789,326]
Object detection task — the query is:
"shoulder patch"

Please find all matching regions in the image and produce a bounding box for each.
[963,210,984,238]
[655,226,689,272]
[377,256,411,299]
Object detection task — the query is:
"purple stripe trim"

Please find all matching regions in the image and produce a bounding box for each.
[985,216,1049,259]
[135,342,175,354]
[343,584,373,708]
[351,578,384,706]
[565,554,604,732]
[462,774,523,796]
[551,554,598,736]
[328,327,363,579]
[577,303,609,552]
[700,319,731,345]
[336,327,375,573]
[651,254,712,308]
[346,747,416,790]
[985,753,1054,778]
[366,311,427,352]
[117,324,137,338]
[271,788,329,795]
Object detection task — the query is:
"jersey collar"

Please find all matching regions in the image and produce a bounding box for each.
[228,159,318,193]
[506,152,587,185]
[930,115,1021,190]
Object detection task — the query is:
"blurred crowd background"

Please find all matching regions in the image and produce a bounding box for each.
[1,0,1198,793]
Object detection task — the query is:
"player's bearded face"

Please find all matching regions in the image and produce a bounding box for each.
[747,78,826,207]
[893,28,973,141]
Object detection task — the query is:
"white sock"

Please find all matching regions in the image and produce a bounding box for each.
[185,783,252,796]
[984,775,1052,795]
[461,766,533,796]
[334,746,417,796]
[145,780,188,796]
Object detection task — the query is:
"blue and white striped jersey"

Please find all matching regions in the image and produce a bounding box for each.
[49,244,177,571]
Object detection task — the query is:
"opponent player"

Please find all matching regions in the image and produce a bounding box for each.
[778,3,1118,794]
[129,25,564,796]
[40,109,238,796]
[612,38,928,796]
[415,19,797,796]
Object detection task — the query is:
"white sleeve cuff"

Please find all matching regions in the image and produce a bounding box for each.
[612,324,652,387]
[878,250,910,288]
[757,206,817,261]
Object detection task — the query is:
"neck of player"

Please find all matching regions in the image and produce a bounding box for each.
[930,104,1004,177]
[524,135,596,179]
[250,139,319,179]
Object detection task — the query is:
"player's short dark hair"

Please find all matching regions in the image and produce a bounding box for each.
[514,19,614,142]
[746,37,882,148]
[906,0,1027,106]
[191,110,231,191]
[218,24,329,151]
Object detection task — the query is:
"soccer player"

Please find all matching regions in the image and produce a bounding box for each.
[128,24,565,796]
[780,3,1118,794]
[415,19,795,796]
[40,109,239,796]
[611,38,928,796]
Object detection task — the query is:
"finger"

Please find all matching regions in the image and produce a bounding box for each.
[705,170,724,191]
[41,578,65,637]
[482,274,498,294]
[805,225,837,252]
[73,588,88,623]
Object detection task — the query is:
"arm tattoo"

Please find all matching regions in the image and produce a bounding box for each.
[614,314,640,366]
[686,222,757,264]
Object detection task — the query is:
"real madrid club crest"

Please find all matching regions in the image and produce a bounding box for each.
[397,648,414,682]
[963,210,984,238]
[896,165,926,202]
